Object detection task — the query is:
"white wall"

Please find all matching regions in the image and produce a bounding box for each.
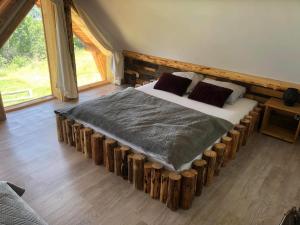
[76,0,300,84]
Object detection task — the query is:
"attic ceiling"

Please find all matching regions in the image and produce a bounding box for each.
[75,0,300,84]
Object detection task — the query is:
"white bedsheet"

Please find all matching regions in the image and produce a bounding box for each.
[77,82,257,171]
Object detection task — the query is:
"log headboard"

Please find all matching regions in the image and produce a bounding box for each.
[123,50,300,104]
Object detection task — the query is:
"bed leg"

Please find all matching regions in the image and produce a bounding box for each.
[104,138,118,172]
[56,114,64,142]
[249,110,259,132]
[133,154,146,190]
[114,147,122,176]
[66,119,75,146]
[91,133,104,165]
[180,170,196,210]
[62,118,68,144]
[120,146,130,180]
[228,130,240,160]
[240,119,251,145]
[192,159,207,196]
[213,143,226,176]
[254,106,263,130]
[128,154,134,183]
[234,124,246,148]
[244,115,254,136]
[79,126,85,153]
[203,149,217,186]
[167,172,181,211]
[83,128,93,158]
[150,163,163,199]
[160,170,170,203]
[144,162,153,193]
[73,123,83,152]
[221,137,232,166]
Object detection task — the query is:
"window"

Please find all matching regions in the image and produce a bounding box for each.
[0,6,51,107]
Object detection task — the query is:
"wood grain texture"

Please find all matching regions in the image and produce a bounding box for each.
[0,84,299,225]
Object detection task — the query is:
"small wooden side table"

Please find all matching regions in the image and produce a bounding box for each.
[261,98,300,143]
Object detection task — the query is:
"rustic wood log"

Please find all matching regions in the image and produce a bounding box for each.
[144,162,153,193]
[132,154,146,190]
[91,133,104,165]
[127,154,134,183]
[240,119,251,145]
[254,106,263,130]
[192,159,207,196]
[166,172,181,211]
[221,136,232,166]
[62,118,68,144]
[213,143,226,176]
[150,162,163,199]
[189,169,198,196]
[249,110,259,133]
[114,147,122,176]
[83,128,93,158]
[66,119,75,146]
[55,114,64,142]
[104,138,117,172]
[120,146,130,180]
[234,124,246,147]
[160,170,170,203]
[244,115,254,136]
[228,129,240,159]
[202,149,217,186]
[73,123,83,152]
[79,126,85,153]
[180,170,196,210]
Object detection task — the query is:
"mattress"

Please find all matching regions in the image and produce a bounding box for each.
[67,82,257,171]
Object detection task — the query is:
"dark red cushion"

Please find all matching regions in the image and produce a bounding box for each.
[154,73,192,96]
[188,81,233,107]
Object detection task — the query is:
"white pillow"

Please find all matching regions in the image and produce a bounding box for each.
[172,72,204,93]
[202,78,246,104]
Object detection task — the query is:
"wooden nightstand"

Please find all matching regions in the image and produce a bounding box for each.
[261,98,300,143]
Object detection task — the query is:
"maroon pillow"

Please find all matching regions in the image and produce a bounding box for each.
[154,73,192,96]
[188,81,233,107]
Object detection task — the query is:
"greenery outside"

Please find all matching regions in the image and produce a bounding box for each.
[0,6,101,107]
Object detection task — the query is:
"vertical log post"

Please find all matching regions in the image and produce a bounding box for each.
[62,118,68,144]
[249,110,259,133]
[104,138,117,172]
[56,114,64,142]
[228,129,240,159]
[144,162,153,194]
[234,124,246,147]
[121,146,130,180]
[133,154,146,190]
[244,115,254,136]
[66,119,75,146]
[83,128,93,158]
[160,170,170,203]
[254,106,263,130]
[180,170,196,210]
[114,147,122,176]
[73,123,83,152]
[192,159,207,196]
[166,172,181,211]
[79,126,85,153]
[202,149,217,186]
[128,154,134,183]
[91,133,104,165]
[240,119,251,145]
[150,163,163,199]
[221,136,232,166]
[213,143,226,176]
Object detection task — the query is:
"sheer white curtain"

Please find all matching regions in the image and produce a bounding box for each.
[41,0,78,100]
[73,0,124,85]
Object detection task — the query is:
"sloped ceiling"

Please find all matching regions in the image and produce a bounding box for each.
[75,0,300,84]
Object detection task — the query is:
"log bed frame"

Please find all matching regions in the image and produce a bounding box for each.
[55,105,262,211]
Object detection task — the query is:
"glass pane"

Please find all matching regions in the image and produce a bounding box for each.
[74,36,103,87]
[0,6,51,107]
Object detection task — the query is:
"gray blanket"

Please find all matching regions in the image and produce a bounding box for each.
[56,88,233,170]
[0,181,48,225]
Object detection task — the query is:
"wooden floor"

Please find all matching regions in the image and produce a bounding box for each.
[0,84,299,225]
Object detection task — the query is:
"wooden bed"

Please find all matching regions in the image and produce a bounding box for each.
[55,81,262,211]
